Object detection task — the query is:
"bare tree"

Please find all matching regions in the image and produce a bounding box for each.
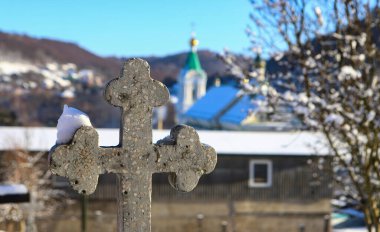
[0,149,64,231]
[221,0,380,231]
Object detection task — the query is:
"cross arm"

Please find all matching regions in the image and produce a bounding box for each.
[49,126,122,195]
[152,125,217,192]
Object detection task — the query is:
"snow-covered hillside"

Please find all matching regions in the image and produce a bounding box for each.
[0,59,103,98]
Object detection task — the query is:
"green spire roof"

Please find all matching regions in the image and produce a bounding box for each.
[185,50,202,71]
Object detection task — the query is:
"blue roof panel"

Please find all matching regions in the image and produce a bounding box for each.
[184,86,239,121]
[219,95,259,124]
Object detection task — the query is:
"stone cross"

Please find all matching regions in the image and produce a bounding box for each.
[49,58,217,232]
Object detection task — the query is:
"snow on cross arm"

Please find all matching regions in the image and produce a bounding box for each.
[56,105,92,145]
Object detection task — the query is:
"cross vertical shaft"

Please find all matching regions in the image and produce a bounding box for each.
[105,59,166,231]
[118,107,153,231]
[117,173,152,232]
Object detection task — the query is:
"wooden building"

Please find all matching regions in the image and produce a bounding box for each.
[0,127,333,232]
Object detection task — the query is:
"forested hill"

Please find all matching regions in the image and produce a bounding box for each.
[0,31,227,82]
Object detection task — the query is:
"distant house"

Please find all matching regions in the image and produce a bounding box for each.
[0,127,333,232]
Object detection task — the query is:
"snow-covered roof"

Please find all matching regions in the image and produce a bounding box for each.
[0,184,28,196]
[184,86,283,131]
[0,127,329,156]
[333,229,366,232]
[184,86,239,123]
[219,94,258,125]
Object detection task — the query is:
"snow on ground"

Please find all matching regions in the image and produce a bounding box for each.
[0,61,38,75]
[0,61,100,90]
[60,88,76,99]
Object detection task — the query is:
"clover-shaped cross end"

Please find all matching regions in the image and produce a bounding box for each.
[104,58,169,109]
[155,125,217,192]
[49,126,102,195]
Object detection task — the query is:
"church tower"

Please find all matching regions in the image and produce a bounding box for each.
[176,34,207,122]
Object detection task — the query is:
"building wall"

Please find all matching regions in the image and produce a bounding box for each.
[151,200,331,232]
[36,199,331,232]
[0,145,332,231]
[152,155,332,202]
[53,154,333,231]
[150,155,333,232]
[58,154,333,204]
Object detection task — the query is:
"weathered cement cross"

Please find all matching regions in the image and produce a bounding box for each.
[49,58,217,232]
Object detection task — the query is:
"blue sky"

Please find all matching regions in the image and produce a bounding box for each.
[0,0,252,57]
